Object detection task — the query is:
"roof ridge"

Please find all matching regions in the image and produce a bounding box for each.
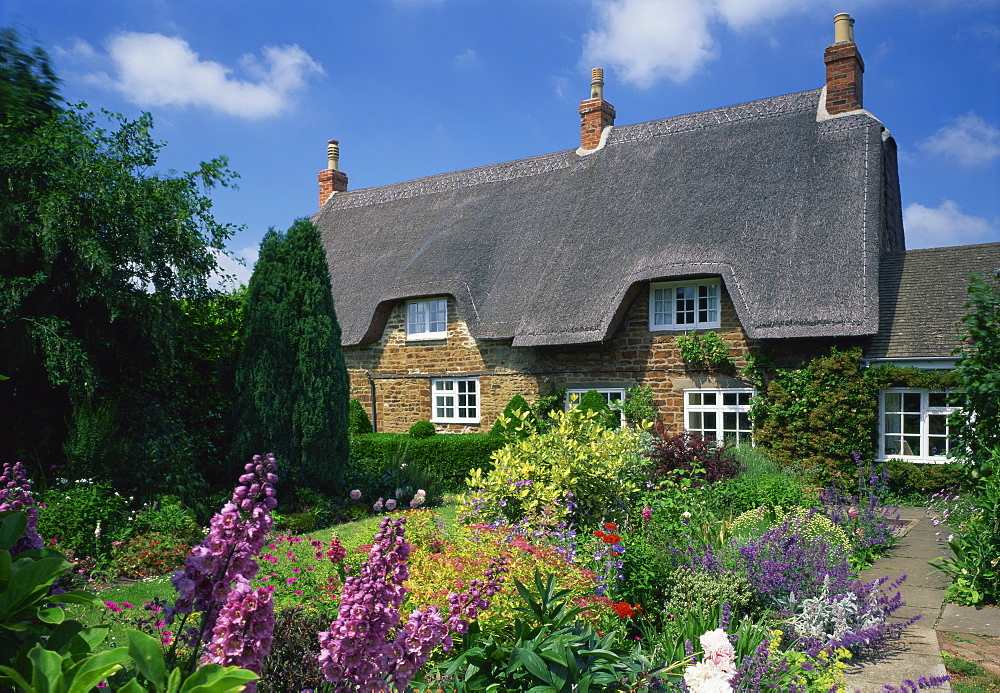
[610,89,821,144]
[316,89,824,215]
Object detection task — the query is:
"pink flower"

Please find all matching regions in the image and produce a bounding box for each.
[641,507,652,521]
[350,489,362,500]
[385,499,397,511]
[847,507,859,518]
[700,628,735,674]
[373,498,384,512]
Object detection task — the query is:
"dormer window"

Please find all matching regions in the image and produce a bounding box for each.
[406,298,448,340]
[649,280,720,331]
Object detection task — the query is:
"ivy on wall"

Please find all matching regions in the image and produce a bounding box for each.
[751,346,958,484]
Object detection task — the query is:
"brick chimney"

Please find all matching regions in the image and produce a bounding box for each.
[579,68,615,151]
[824,13,864,115]
[318,139,348,207]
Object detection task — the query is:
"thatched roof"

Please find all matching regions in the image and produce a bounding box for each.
[316,89,901,347]
[869,243,1000,359]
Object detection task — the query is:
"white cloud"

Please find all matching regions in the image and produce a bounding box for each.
[209,246,259,290]
[93,33,323,119]
[582,0,835,88]
[903,201,997,249]
[453,49,478,69]
[584,0,717,87]
[918,113,1000,167]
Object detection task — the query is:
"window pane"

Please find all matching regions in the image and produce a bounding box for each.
[884,437,900,455]
[688,392,701,406]
[903,436,920,455]
[928,436,948,457]
[428,300,447,333]
[885,414,901,434]
[902,392,921,412]
[884,392,902,412]
[928,392,947,408]
[903,414,920,434]
[703,393,716,406]
[723,393,737,406]
[723,411,737,431]
[703,412,716,429]
[653,288,671,325]
[928,414,947,436]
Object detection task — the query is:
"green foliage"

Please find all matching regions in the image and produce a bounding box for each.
[728,506,851,554]
[258,606,329,692]
[0,28,61,124]
[657,566,757,621]
[420,571,674,692]
[753,347,876,483]
[932,448,1000,605]
[347,399,373,435]
[490,394,538,439]
[621,385,655,428]
[466,408,646,525]
[37,480,131,569]
[706,447,809,517]
[0,510,256,692]
[577,389,619,429]
[408,420,435,439]
[349,433,506,490]
[675,330,734,370]
[951,274,1000,468]
[110,532,195,580]
[885,459,967,501]
[232,218,350,496]
[0,37,241,492]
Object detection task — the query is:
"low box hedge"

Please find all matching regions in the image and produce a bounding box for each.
[350,433,507,489]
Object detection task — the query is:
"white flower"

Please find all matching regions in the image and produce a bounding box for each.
[683,660,733,692]
[700,628,735,673]
[94,521,102,538]
[681,511,692,519]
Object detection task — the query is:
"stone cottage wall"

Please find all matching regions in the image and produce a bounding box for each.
[344,284,857,433]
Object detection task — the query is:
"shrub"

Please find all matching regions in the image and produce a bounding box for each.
[621,384,656,428]
[644,429,742,486]
[259,606,331,692]
[111,531,197,579]
[466,407,646,526]
[490,394,538,439]
[657,566,757,622]
[408,420,436,438]
[886,458,966,499]
[728,505,851,554]
[37,478,131,569]
[576,389,619,429]
[132,495,202,544]
[348,398,373,435]
[349,433,507,490]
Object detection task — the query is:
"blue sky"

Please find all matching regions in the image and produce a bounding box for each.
[4,0,999,286]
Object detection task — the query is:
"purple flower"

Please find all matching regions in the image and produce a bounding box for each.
[0,462,43,553]
[201,576,275,690]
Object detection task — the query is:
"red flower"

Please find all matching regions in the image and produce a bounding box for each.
[611,601,638,618]
[605,522,617,531]
[593,530,606,538]
[602,533,621,544]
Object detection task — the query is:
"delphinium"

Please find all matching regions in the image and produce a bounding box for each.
[317,515,507,692]
[0,461,43,553]
[165,453,278,681]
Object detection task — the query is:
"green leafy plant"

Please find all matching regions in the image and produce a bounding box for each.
[466,407,647,526]
[621,384,656,428]
[728,505,851,554]
[676,330,734,370]
[408,420,436,439]
[419,571,677,692]
[37,480,131,571]
[490,394,539,439]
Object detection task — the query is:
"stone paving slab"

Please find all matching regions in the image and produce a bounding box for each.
[843,629,951,692]
[937,604,1000,636]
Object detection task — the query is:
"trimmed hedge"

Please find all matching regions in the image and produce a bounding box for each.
[350,433,507,489]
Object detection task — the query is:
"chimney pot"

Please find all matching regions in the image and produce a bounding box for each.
[579,67,615,152]
[833,12,855,44]
[318,139,348,207]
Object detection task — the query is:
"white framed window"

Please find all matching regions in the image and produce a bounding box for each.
[879,389,959,463]
[650,279,720,331]
[432,378,479,423]
[407,298,448,340]
[684,388,753,444]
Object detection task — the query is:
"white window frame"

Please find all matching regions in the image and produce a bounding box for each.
[683,388,754,444]
[406,298,448,340]
[431,377,479,424]
[649,279,721,331]
[878,389,959,463]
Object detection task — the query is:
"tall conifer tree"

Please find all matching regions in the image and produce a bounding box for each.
[232,219,349,495]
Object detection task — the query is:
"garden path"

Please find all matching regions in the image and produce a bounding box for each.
[842,507,1000,692]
